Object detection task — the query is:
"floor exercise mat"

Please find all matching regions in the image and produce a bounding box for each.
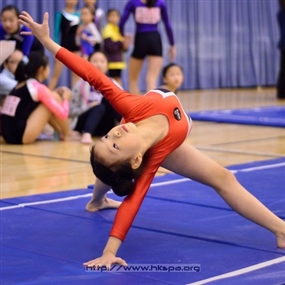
[1,158,285,285]
[189,106,285,127]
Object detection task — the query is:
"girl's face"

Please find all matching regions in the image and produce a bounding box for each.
[37,64,50,82]
[1,10,19,34]
[4,50,23,74]
[163,66,184,92]
[65,0,78,8]
[80,7,93,24]
[43,65,51,81]
[108,11,120,25]
[95,123,142,169]
[84,0,97,6]
[89,52,108,74]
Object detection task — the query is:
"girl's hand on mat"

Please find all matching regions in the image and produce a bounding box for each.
[83,252,127,269]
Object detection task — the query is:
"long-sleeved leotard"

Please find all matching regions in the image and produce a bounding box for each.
[0,24,34,56]
[54,9,80,52]
[56,48,191,240]
[119,0,174,46]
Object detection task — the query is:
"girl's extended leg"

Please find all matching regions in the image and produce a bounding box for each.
[161,142,285,248]
[146,56,163,91]
[128,57,144,94]
[86,178,121,212]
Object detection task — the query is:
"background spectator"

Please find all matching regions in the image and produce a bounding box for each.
[83,0,104,50]
[277,0,285,99]
[70,51,121,144]
[1,52,78,144]
[102,8,131,87]
[119,0,176,94]
[0,5,44,57]
[0,49,23,100]
[160,63,184,94]
[48,0,80,90]
[76,5,102,59]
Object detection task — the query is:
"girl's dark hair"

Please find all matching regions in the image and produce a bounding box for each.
[280,0,285,8]
[81,5,95,16]
[146,0,157,8]
[88,50,108,62]
[15,52,48,82]
[162,63,183,78]
[107,8,120,17]
[90,145,145,197]
[1,4,20,16]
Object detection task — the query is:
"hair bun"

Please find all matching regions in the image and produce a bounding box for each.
[112,178,135,197]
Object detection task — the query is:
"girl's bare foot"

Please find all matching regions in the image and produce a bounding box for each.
[81,133,93,144]
[277,232,285,248]
[86,197,121,212]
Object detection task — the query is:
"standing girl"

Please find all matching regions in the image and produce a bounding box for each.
[83,0,104,50]
[102,9,131,87]
[48,0,80,90]
[75,5,102,59]
[277,0,285,99]
[119,0,176,94]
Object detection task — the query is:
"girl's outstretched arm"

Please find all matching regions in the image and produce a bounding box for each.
[19,11,142,118]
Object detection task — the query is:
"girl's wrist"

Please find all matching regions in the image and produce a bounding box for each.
[40,36,51,46]
[103,249,116,256]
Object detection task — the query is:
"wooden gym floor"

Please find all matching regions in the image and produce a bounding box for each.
[1,87,285,199]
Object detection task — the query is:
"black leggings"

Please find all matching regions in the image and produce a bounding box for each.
[74,99,122,136]
[75,104,106,135]
[277,50,285,99]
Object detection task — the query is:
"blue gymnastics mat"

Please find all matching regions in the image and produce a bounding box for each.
[189,106,285,127]
[1,158,285,285]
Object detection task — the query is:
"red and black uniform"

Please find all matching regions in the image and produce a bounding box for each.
[56,48,192,241]
[1,79,69,144]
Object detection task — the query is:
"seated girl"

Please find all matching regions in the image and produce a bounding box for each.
[160,63,184,93]
[1,52,78,144]
[70,51,121,144]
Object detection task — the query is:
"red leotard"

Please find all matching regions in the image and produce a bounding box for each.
[56,48,192,241]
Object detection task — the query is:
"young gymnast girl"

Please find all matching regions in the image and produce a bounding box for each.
[86,62,184,212]
[19,12,285,269]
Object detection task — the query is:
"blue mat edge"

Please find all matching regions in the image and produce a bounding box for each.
[188,105,285,127]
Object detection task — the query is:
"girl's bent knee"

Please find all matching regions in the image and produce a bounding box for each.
[214,169,237,193]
